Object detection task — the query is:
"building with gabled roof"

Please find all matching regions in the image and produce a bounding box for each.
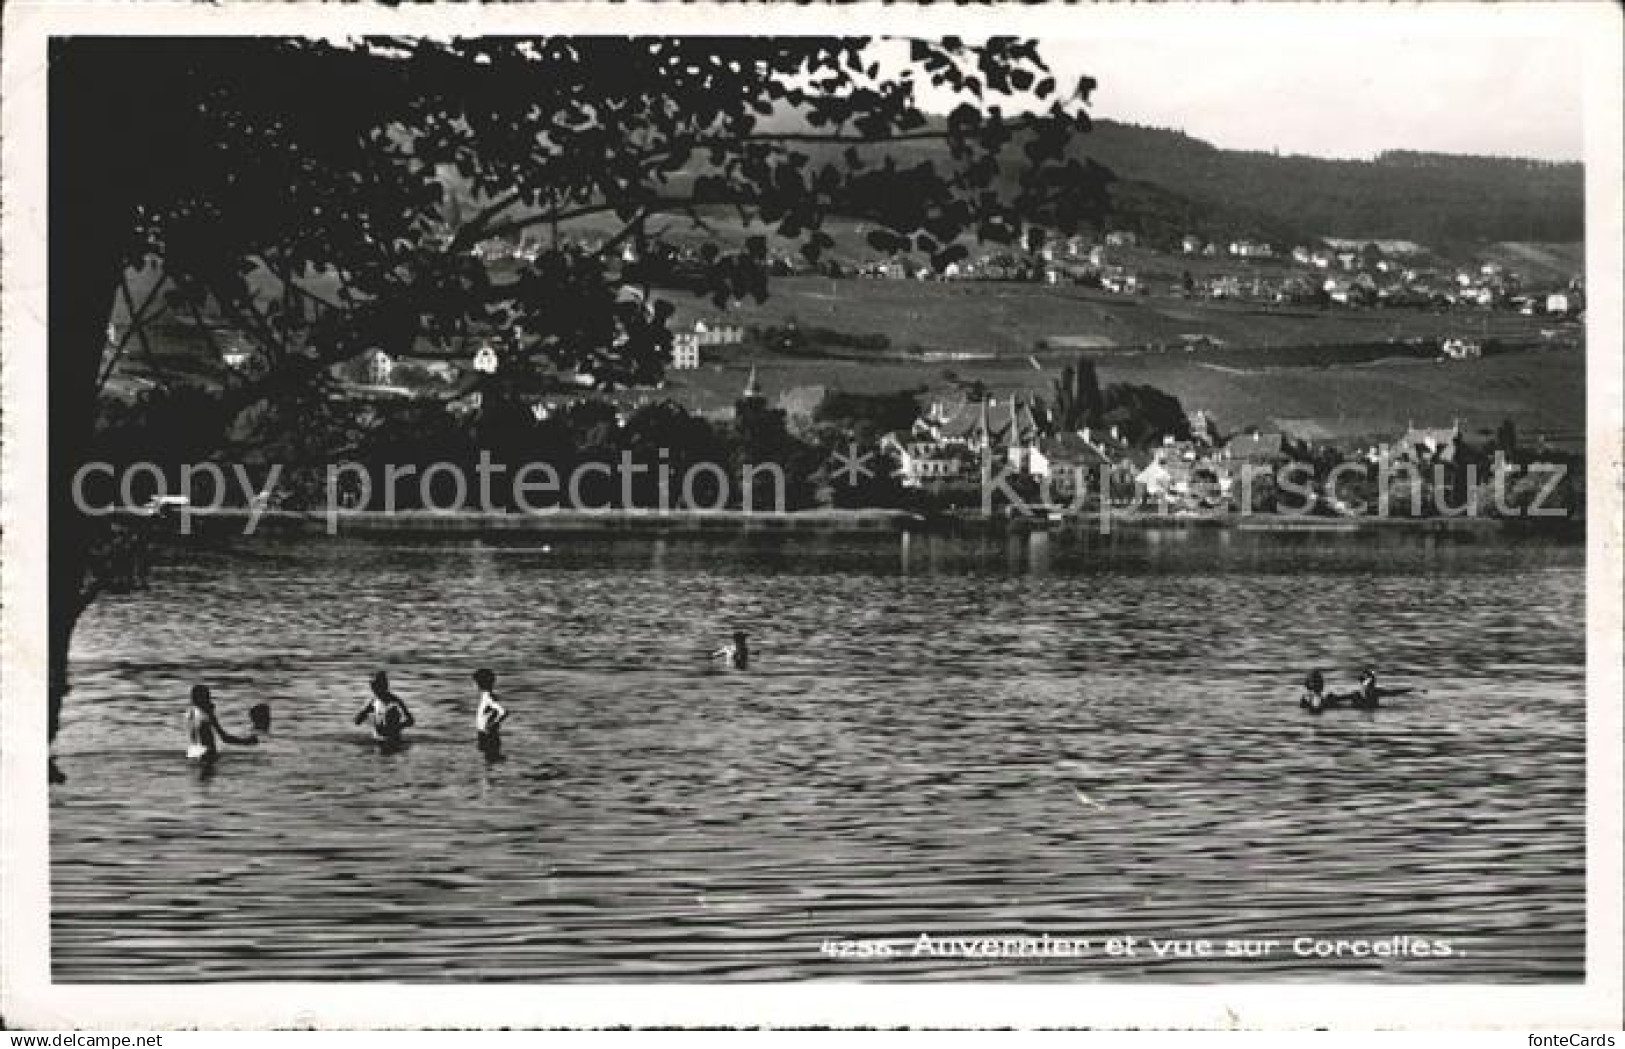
[1223,432,1289,463]
[1030,431,1114,501]
[1388,420,1463,464]
[881,431,978,488]
[1003,395,1043,473]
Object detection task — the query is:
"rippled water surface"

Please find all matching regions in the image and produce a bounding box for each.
[52,531,1585,981]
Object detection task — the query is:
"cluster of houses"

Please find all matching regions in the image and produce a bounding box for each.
[1185,263,1582,317]
[431,201,1585,326]
[843,224,1584,320]
[877,395,1298,509]
[312,332,766,426]
[875,392,1526,514]
[1180,235,1279,259]
[671,319,745,370]
[854,230,1145,286]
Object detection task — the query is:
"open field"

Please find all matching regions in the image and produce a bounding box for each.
[660,276,1570,355]
[651,275,1584,446]
[1477,242,1586,285]
[109,263,1585,450]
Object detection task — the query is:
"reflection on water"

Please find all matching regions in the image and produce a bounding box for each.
[52,531,1585,981]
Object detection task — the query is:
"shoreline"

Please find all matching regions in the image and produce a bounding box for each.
[152,507,1577,539]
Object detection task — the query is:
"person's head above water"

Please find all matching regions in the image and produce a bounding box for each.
[249,703,272,731]
[371,671,390,696]
[1303,670,1324,693]
[190,684,214,711]
[473,668,496,691]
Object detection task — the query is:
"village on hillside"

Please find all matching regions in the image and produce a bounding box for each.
[94,213,1586,526]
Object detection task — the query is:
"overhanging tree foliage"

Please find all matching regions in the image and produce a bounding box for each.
[50,35,1110,761]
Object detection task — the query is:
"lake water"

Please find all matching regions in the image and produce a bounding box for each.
[51,530,1586,981]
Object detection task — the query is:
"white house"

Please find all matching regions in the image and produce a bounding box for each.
[1545,292,1571,315]
[671,332,702,370]
[692,321,744,347]
[472,344,500,374]
[1324,278,1353,305]
[366,349,394,385]
[1135,457,1174,499]
[881,433,968,487]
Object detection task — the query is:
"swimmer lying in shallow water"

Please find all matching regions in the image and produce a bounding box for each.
[1301,669,1416,714]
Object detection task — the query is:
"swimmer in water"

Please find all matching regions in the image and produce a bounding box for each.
[473,668,509,759]
[1299,670,1333,715]
[249,703,272,734]
[354,671,415,747]
[1350,669,1415,710]
[712,631,750,671]
[186,685,258,762]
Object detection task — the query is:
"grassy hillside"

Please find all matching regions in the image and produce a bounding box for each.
[111,262,1582,449]
[1477,242,1586,285]
[658,276,1566,354]
[652,281,1584,447]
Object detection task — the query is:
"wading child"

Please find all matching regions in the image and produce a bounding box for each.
[355,671,415,748]
[473,668,509,759]
[186,685,259,763]
[711,630,751,671]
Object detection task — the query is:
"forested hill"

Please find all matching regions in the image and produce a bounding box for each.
[732,109,1584,248]
[445,112,1583,254]
[1075,120,1584,247]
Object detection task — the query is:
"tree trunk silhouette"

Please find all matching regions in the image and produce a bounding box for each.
[49,41,139,765]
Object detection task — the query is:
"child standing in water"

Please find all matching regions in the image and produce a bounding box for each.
[712,630,750,670]
[186,685,258,763]
[355,671,415,748]
[473,668,509,759]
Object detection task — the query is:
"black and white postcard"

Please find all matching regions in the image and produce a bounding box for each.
[2,0,1620,1032]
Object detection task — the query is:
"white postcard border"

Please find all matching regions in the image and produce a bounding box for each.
[3,0,1620,1031]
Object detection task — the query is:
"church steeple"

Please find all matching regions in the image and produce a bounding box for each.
[742,364,762,401]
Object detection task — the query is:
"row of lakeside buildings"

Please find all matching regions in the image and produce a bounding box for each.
[880,395,1515,510]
